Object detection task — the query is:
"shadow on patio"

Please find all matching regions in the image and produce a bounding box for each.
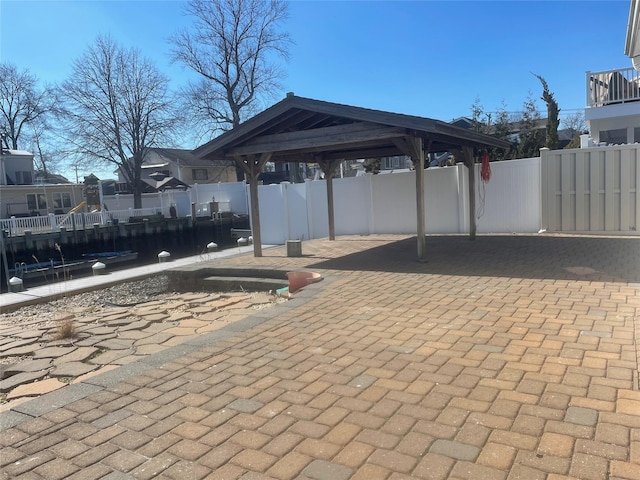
[306,235,640,284]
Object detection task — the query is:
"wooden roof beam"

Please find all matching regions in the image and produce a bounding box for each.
[226,122,407,156]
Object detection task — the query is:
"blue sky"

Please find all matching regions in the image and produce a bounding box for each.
[0,0,634,144]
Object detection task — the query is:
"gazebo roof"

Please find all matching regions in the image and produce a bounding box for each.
[194,94,510,163]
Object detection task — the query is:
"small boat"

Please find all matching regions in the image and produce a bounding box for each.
[10,251,138,282]
[81,250,138,261]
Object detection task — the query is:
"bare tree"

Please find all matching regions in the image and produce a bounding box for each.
[171,0,291,179]
[562,111,588,138]
[59,36,176,208]
[28,117,63,179]
[0,63,56,150]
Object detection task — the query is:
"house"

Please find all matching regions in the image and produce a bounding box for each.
[34,171,72,185]
[584,0,640,144]
[0,148,84,218]
[115,148,236,192]
[1,149,34,185]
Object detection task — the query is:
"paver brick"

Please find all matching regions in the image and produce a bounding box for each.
[478,442,518,470]
[71,443,119,467]
[575,438,628,460]
[455,422,492,447]
[569,452,610,480]
[506,464,547,480]
[130,453,177,480]
[429,439,481,462]
[395,431,434,457]
[596,422,630,446]
[34,458,80,480]
[137,433,182,457]
[167,439,211,461]
[538,432,575,457]
[450,460,508,480]
[229,429,272,449]
[300,459,353,480]
[100,449,147,472]
[547,419,596,440]
[610,459,640,479]
[368,448,417,473]
[332,441,375,469]
[163,459,211,480]
[565,406,599,426]
[262,432,304,457]
[350,463,391,480]
[412,453,455,480]
[65,463,113,480]
[231,448,278,472]
[355,428,401,449]
[512,414,546,436]
[295,438,342,459]
[198,442,243,470]
[267,451,313,480]
[516,451,571,475]
[323,422,361,445]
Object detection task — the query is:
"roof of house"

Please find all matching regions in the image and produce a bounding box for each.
[147,147,233,168]
[625,0,639,64]
[1,149,33,157]
[34,171,71,185]
[193,94,511,164]
[142,175,191,191]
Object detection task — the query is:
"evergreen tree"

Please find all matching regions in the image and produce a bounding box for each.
[516,93,545,158]
[491,101,514,160]
[533,73,560,149]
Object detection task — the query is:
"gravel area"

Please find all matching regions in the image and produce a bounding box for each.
[0,275,173,330]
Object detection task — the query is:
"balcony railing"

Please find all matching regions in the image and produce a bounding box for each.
[587,67,640,107]
[0,207,171,236]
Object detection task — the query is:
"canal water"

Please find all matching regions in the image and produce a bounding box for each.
[0,219,247,293]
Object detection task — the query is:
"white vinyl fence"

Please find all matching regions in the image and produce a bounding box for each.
[541,144,640,233]
[6,144,637,241]
[256,158,543,245]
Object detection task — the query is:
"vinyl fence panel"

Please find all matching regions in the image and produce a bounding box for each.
[542,144,640,233]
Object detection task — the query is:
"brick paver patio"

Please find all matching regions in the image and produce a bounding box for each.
[1,234,639,479]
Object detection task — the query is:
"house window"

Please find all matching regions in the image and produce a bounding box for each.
[382,156,408,170]
[53,192,72,210]
[600,128,627,144]
[15,171,32,185]
[635,128,640,143]
[26,194,47,211]
[192,169,208,181]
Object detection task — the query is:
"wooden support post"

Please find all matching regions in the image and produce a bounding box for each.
[410,138,426,261]
[235,152,272,257]
[319,159,341,241]
[248,175,262,256]
[327,173,335,240]
[394,135,427,261]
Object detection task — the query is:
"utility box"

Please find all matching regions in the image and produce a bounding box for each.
[286,240,302,257]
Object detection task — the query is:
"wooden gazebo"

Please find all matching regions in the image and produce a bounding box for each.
[194,94,510,261]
